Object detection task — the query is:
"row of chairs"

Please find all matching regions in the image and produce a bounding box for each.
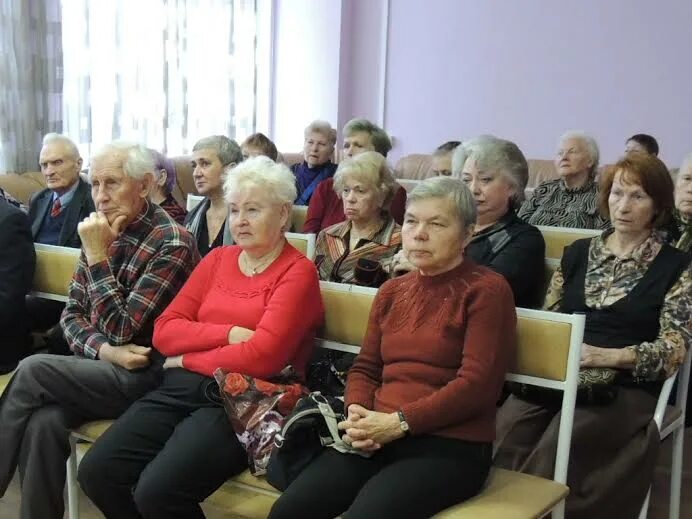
[9,226,686,518]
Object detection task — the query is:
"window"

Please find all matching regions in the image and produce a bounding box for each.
[61,0,263,160]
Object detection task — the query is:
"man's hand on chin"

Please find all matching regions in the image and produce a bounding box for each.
[78,212,128,266]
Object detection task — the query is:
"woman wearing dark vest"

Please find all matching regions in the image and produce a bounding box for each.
[184,136,242,256]
[495,154,692,519]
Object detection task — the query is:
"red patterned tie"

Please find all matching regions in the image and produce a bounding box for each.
[50,199,62,218]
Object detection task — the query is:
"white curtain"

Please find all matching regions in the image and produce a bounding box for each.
[0,0,63,173]
[61,0,258,161]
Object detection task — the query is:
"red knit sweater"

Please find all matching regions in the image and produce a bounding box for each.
[153,244,324,378]
[345,260,516,443]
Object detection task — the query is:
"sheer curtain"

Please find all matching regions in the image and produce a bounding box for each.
[0,0,63,173]
[61,0,258,161]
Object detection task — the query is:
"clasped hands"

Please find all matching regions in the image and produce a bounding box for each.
[77,212,128,266]
[338,404,404,452]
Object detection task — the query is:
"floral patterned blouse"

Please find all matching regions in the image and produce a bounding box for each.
[544,230,692,380]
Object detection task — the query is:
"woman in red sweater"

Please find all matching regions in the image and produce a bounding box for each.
[78,156,324,519]
[270,176,517,519]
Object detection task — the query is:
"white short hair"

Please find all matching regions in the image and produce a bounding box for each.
[89,141,155,181]
[224,156,297,205]
[304,120,337,147]
[559,130,600,176]
[42,133,80,160]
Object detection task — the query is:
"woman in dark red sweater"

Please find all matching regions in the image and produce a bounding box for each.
[78,156,324,519]
[270,177,517,519]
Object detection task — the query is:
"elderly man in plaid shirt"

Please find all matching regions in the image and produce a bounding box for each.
[0,142,200,519]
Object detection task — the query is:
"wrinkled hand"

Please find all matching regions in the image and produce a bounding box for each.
[338,404,404,451]
[391,250,416,276]
[163,355,184,369]
[99,343,151,370]
[78,212,127,265]
[228,326,254,344]
[580,343,633,368]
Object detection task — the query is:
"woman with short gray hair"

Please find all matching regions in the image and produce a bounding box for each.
[314,151,401,286]
[454,135,546,308]
[518,131,608,229]
[291,120,338,206]
[269,175,516,519]
[185,135,243,256]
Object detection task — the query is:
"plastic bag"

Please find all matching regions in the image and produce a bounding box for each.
[213,366,307,475]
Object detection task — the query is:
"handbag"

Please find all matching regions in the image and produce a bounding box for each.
[306,349,356,397]
[213,367,307,475]
[265,392,370,491]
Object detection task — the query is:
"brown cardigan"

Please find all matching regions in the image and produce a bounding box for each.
[345,259,517,443]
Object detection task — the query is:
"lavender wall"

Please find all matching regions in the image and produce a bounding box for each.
[382,0,692,166]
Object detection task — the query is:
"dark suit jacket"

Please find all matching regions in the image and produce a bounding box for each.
[0,199,36,363]
[29,177,95,248]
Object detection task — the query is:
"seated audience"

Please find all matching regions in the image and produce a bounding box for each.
[495,154,692,519]
[518,131,609,229]
[0,198,35,374]
[315,152,401,285]
[0,142,198,519]
[185,135,242,256]
[671,153,691,252]
[455,136,545,308]
[26,133,96,352]
[149,149,187,224]
[304,118,407,232]
[625,133,659,157]
[78,156,323,518]
[430,140,461,176]
[241,132,279,161]
[291,120,338,206]
[269,177,516,519]
[30,133,94,247]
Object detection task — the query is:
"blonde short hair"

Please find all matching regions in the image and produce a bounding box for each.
[332,151,397,209]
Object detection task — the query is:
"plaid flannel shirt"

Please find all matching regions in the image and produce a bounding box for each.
[61,202,200,358]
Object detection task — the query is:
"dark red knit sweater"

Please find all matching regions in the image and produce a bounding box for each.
[345,259,516,442]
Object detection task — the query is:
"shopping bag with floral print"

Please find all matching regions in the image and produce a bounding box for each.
[213,366,307,475]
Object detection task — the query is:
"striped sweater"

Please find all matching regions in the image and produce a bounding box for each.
[315,216,401,284]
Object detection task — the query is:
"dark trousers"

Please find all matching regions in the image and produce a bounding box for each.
[269,435,491,519]
[78,369,248,519]
[0,354,160,519]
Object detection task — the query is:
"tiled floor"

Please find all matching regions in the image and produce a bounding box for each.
[1,429,691,519]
